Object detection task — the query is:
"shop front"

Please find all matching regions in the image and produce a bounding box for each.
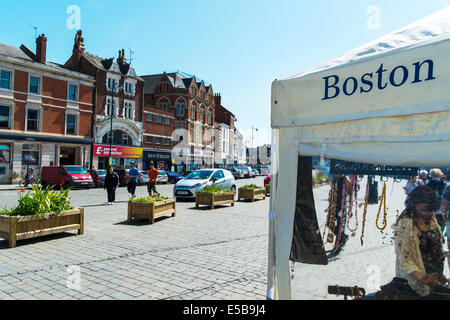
[0,134,92,184]
[93,144,143,170]
[143,149,172,171]
[0,144,11,184]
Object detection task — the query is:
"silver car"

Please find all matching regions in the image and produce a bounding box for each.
[173,169,236,199]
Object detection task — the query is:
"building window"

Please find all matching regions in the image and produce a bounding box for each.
[208,112,212,124]
[166,117,171,125]
[68,84,78,101]
[22,144,40,166]
[165,138,171,146]
[190,126,195,143]
[199,110,204,123]
[29,76,40,94]
[156,115,163,124]
[146,113,153,122]
[102,130,133,146]
[66,114,76,135]
[191,106,196,120]
[123,102,132,119]
[156,137,162,145]
[107,78,119,91]
[176,103,185,116]
[0,71,11,89]
[124,81,135,95]
[27,109,39,131]
[0,105,10,128]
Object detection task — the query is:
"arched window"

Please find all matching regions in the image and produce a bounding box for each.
[199,109,205,123]
[102,130,133,146]
[158,98,170,111]
[176,99,186,116]
[191,105,196,120]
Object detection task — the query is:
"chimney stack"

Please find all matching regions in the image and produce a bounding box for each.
[214,93,221,106]
[36,34,47,63]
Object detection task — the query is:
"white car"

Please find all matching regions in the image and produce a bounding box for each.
[173,169,236,199]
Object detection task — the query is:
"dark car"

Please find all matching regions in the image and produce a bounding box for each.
[166,171,184,184]
[229,168,242,179]
[113,168,129,186]
[88,169,107,188]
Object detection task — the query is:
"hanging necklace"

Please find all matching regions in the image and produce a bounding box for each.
[376,182,388,231]
[347,176,359,234]
[336,181,347,248]
[323,183,338,246]
[360,180,370,246]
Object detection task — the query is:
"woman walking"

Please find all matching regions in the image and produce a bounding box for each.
[104,167,119,205]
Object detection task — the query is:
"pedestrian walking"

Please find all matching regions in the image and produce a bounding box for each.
[440,183,450,273]
[127,161,140,199]
[104,167,119,205]
[426,168,446,232]
[147,162,160,197]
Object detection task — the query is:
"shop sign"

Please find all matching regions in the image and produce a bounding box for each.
[93,144,143,158]
[330,159,419,177]
[144,151,171,161]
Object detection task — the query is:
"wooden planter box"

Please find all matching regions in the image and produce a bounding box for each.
[127,198,176,224]
[195,192,235,209]
[0,209,84,248]
[265,185,270,196]
[238,187,266,202]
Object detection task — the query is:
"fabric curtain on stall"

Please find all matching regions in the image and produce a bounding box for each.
[290,156,327,265]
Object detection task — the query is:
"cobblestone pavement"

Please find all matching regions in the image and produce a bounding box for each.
[0,177,448,300]
[0,177,269,300]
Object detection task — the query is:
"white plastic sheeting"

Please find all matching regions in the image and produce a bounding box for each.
[269,6,450,300]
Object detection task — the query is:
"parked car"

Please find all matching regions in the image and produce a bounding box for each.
[173,169,236,199]
[238,166,251,178]
[157,170,169,184]
[88,169,107,188]
[258,166,270,176]
[229,168,243,179]
[114,168,129,186]
[138,171,149,185]
[252,169,259,177]
[41,165,93,189]
[166,171,184,184]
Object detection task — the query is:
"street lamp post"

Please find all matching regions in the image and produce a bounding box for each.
[108,80,123,167]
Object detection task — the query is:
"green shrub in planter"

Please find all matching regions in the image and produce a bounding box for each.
[130,195,169,203]
[197,185,232,194]
[0,184,73,218]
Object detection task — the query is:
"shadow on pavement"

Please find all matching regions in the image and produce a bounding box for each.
[81,201,128,208]
[114,216,172,226]
[0,233,76,250]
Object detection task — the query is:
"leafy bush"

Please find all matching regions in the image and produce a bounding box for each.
[197,184,232,194]
[0,184,73,217]
[241,184,262,190]
[130,195,168,203]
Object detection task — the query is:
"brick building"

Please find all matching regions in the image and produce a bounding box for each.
[214,98,236,167]
[141,72,216,170]
[65,30,145,170]
[0,34,95,184]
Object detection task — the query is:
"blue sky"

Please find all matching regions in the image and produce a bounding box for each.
[2,0,450,145]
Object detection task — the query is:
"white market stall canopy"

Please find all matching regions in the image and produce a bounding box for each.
[268,7,450,300]
[271,6,450,167]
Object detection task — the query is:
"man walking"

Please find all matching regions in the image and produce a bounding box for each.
[147,162,160,197]
[127,161,140,199]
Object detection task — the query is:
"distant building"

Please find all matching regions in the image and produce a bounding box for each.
[214,97,235,168]
[0,34,95,184]
[141,71,216,170]
[65,30,145,170]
